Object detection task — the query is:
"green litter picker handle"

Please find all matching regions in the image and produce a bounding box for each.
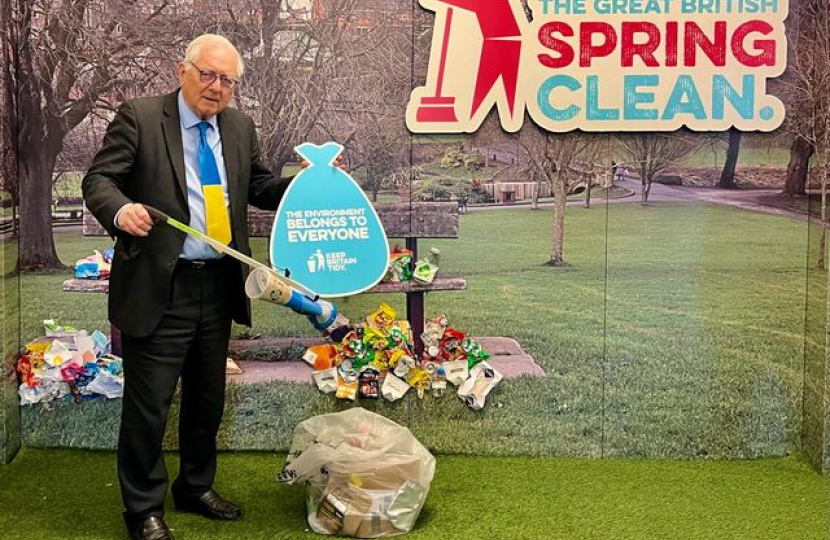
[143,205,317,297]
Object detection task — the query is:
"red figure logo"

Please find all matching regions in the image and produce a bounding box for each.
[409,0,528,131]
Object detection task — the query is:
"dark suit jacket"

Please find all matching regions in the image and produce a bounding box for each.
[83,90,291,337]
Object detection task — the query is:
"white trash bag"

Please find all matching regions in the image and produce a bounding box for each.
[279,408,436,538]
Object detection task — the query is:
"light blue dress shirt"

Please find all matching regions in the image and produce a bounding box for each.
[114,91,231,258]
[177,90,231,260]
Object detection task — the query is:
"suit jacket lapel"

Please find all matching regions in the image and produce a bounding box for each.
[217,111,240,227]
[161,91,188,207]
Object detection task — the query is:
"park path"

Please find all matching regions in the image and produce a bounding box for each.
[615,177,812,222]
[468,176,811,222]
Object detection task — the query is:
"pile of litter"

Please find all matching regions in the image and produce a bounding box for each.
[305,304,502,410]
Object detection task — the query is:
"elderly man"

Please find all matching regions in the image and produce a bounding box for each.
[84,34,287,540]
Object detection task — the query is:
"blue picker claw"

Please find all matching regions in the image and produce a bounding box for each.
[284,289,339,333]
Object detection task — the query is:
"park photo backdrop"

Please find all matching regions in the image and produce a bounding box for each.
[1,0,829,475]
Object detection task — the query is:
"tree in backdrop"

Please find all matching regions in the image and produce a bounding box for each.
[221,0,361,178]
[12,0,201,270]
[517,147,547,210]
[615,133,696,205]
[778,0,830,265]
[310,4,414,202]
[717,128,742,189]
[515,128,606,266]
[466,114,530,206]
[52,116,107,204]
[1,0,18,222]
[10,0,365,270]
[780,0,829,197]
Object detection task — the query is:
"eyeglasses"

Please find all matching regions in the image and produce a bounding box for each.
[187,61,239,90]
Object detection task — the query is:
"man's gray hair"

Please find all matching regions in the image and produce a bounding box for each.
[184,34,244,79]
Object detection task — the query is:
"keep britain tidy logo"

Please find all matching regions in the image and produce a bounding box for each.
[405,0,789,133]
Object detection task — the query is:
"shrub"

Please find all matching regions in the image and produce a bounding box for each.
[411,174,477,201]
[439,147,485,172]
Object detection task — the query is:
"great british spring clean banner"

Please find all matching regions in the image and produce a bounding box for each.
[406,0,788,133]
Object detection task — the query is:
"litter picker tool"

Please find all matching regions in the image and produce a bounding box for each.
[145,205,351,341]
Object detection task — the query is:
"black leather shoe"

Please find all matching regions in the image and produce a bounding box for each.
[124,515,175,540]
[173,489,242,521]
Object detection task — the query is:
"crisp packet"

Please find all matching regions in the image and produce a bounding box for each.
[407,367,431,399]
[335,373,358,401]
[421,316,448,350]
[387,245,414,282]
[303,344,339,371]
[17,355,42,387]
[98,354,123,376]
[387,321,413,350]
[367,303,396,332]
[413,259,438,284]
[25,341,50,355]
[362,327,388,352]
[358,368,381,398]
[74,250,111,280]
[463,337,490,368]
[351,348,375,371]
[440,328,466,362]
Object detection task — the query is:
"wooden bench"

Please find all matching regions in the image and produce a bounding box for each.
[68,202,467,356]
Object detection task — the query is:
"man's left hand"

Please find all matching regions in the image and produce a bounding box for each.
[301,155,348,171]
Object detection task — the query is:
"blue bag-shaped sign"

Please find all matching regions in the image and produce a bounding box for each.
[271,142,390,297]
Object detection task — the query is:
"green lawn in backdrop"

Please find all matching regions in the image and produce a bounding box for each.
[18,202,817,459]
[681,145,791,168]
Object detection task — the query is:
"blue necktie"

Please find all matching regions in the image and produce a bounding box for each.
[196,121,231,244]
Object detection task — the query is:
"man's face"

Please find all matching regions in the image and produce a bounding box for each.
[177,45,238,119]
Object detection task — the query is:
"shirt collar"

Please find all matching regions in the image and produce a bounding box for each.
[178,89,218,131]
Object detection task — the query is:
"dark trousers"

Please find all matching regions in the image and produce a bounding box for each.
[118,258,233,519]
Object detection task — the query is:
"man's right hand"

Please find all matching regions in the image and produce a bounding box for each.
[116,203,154,236]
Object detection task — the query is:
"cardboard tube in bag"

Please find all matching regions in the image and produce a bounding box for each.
[245,267,351,339]
[245,267,292,304]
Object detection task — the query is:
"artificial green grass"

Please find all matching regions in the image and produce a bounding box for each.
[0,448,826,540]
[14,203,819,459]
